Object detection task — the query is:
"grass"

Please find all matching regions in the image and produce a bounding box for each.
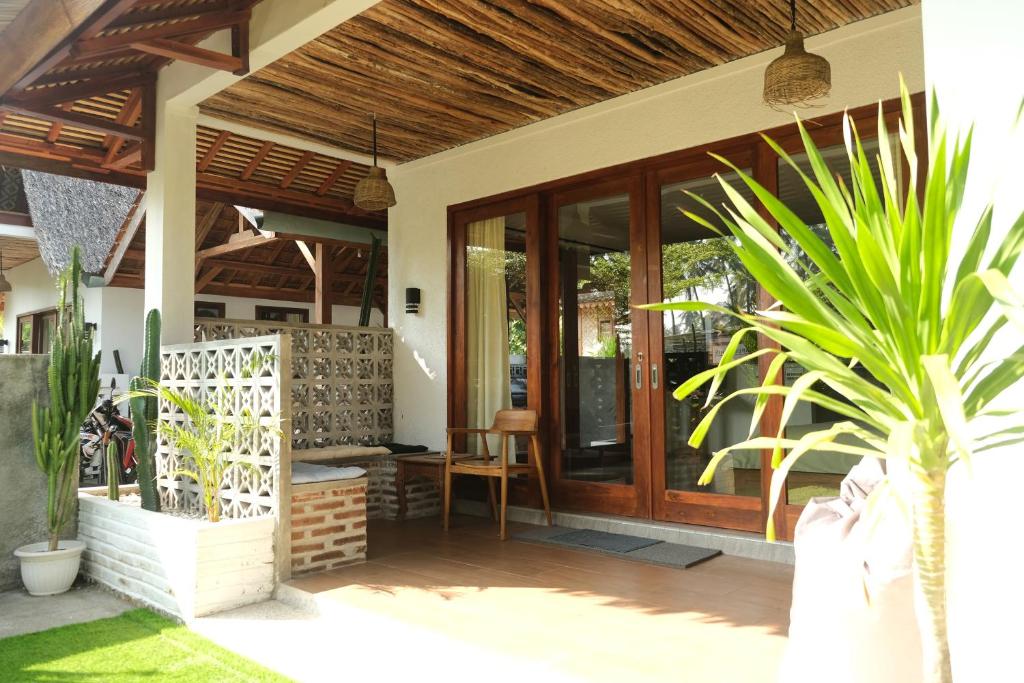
[0,608,291,682]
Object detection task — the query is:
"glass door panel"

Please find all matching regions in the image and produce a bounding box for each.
[465,211,529,461]
[557,193,634,483]
[778,137,894,504]
[660,171,760,496]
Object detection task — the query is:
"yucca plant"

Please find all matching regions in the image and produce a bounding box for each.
[648,80,1024,683]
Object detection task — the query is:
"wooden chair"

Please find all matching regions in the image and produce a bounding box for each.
[444,409,552,540]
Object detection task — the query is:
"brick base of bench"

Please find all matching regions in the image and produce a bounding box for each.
[290,478,368,575]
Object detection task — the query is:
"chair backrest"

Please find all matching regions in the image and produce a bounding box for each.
[489,409,538,434]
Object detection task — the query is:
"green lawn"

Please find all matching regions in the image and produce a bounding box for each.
[0,608,291,682]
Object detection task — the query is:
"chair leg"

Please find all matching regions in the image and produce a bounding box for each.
[443,464,453,531]
[533,435,553,526]
[486,478,498,520]
[499,472,509,541]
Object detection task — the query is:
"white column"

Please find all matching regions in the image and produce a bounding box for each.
[144,75,197,345]
[920,2,1024,681]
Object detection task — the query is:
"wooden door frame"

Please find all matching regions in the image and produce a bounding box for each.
[644,147,767,532]
[445,93,927,538]
[447,195,544,503]
[544,175,652,518]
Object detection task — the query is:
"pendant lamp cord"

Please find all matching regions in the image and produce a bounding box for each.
[371,114,378,166]
[789,0,797,32]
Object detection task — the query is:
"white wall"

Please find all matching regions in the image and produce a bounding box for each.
[1,258,381,375]
[386,6,926,448]
[920,2,1024,680]
[192,292,382,327]
[0,258,102,353]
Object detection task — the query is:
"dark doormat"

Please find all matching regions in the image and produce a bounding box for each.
[513,526,722,569]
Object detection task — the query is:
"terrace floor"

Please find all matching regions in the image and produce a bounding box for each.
[281,515,793,682]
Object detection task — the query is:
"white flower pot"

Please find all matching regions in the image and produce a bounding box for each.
[14,540,86,596]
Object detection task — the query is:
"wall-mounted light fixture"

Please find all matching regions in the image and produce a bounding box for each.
[405,287,421,314]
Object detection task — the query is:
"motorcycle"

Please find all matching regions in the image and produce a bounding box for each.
[80,392,136,487]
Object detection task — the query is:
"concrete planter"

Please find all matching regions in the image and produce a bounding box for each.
[78,490,275,619]
[14,540,85,596]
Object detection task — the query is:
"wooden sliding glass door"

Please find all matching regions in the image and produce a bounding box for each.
[447,95,924,538]
[546,177,652,517]
[643,152,769,532]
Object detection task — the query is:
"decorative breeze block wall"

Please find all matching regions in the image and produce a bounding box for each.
[290,478,368,575]
[195,319,394,451]
[158,335,288,520]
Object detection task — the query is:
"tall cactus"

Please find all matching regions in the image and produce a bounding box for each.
[31,246,101,551]
[106,441,120,501]
[130,309,161,512]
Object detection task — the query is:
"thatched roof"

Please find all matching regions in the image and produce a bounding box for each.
[21,170,138,275]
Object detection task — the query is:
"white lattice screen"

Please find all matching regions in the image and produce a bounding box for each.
[194,319,394,451]
[157,335,288,519]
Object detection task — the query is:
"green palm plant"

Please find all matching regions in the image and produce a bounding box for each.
[648,80,1024,683]
[126,362,280,523]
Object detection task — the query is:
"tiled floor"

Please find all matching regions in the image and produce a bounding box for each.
[285,515,794,682]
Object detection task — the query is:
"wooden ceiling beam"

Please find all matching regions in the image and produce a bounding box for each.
[105,141,142,169]
[110,1,233,29]
[240,140,273,180]
[195,265,224,292]
[129,39,244,74]
[280,150,314,189]
[0,102,145,141]
[73,10,250,58]
[316,160,352,196]
[8,72,156,109]
[104,191,145,284]
[198,130,231,171]
[196,232,278,263]
[195,202,227,249]
[102,87,143,166]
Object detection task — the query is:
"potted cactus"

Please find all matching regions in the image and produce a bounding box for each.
[15,247,100,595]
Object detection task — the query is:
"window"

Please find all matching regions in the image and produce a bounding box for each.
[255,305,309,324]
[194,301,226,319]
[16,309,57,354]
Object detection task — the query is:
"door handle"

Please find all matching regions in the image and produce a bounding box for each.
[635,352,643,389]
[651,363,659,390]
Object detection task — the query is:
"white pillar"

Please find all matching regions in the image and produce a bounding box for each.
[920,2,1024,680]
[144,75,197,345]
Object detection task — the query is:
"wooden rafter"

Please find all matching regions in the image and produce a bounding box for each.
[316,160,352,196]
[103,191,145,284]
[0,102,144,140]
[129,39,244,74]
[241,141,273,180]
[196,202,227,248]
[198,130,231,171]
[9,72,155,109]
[73,10,251,58]
[280,151,314,189]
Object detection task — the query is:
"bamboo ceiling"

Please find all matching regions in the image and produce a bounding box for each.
[202,0,917,163]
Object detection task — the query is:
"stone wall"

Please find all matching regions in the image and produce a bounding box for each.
[0,356,52,591]
[290,478,368,575]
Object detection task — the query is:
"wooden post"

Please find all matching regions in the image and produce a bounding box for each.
[314,242,332,325]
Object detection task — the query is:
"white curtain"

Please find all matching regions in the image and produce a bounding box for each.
[466,217,511,455]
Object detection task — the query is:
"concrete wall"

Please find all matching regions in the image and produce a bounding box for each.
[0,355,52,591]
[79,493,275,619]
[386,6,926,448]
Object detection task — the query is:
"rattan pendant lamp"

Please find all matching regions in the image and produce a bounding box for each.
[353,114,397,211]
[0,250,11,293]
[763,0,831,109]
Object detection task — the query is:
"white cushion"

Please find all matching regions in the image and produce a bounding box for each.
[292,462,367,485]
